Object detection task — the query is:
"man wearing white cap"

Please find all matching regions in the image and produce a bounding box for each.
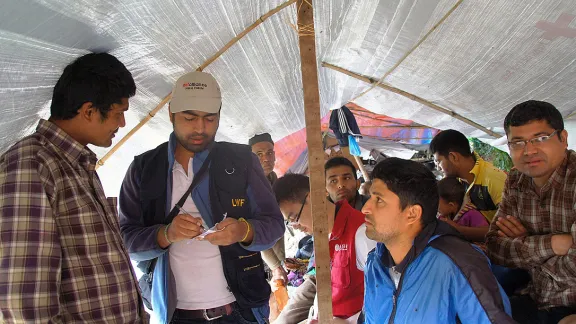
[119,71,285,324]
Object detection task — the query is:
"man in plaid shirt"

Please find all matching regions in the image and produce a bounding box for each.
[0,53,145,323]
[486,100,576,324]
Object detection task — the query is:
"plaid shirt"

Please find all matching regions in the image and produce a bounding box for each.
[0,120,144,323]
[486,150,576,309]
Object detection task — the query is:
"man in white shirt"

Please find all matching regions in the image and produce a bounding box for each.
[119,71,284,324]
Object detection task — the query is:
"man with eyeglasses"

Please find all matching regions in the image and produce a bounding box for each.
[486,100,576,324]
[272,165,375,324]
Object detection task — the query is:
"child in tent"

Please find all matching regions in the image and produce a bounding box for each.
[437,177,489,229]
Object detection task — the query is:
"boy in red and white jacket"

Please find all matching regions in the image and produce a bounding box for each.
[273,158,376,323]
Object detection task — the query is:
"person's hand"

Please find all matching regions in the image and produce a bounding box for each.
[496,215,527,238]
[167,214,205,242]
[438,216,458,228]
[202,218,250,246]
[272,266,289,283]
[551,234,574,256]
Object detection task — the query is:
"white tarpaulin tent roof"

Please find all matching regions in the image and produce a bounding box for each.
[1,0,576,195]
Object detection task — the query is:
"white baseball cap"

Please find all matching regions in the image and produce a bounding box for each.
[169,71,221,114]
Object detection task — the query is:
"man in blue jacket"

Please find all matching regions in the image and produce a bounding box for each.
[118,71,284,324]
[361,157,513,324]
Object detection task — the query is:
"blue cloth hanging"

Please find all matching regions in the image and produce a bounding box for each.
[348,135,361,156]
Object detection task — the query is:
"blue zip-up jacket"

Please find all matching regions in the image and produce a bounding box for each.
[118,134,284,324]
[363,221,514,324]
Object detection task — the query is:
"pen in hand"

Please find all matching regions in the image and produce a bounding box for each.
[176,205,209,231]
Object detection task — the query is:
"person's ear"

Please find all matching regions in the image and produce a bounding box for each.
[448,202,458,213]
[448,152,459,164]
[78,102,95,122]
[559,130,568,145]
[406,204,422,226]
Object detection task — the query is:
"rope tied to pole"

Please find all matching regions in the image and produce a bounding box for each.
[287,0,314,37]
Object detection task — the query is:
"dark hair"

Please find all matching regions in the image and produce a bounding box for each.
[273,173,310,204]
[437,177,467,209]
[429,129,473,158]
[372,158,438,225]
[504,100,564,135]
[324,157,357,178]
[50,53,136,120]
[249,133,274,146]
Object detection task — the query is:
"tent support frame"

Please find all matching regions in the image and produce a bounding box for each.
[322,62,502,138]
[297,0,333,322]
[96,0,297,168]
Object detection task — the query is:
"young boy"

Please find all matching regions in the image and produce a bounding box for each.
[437,177,489,229]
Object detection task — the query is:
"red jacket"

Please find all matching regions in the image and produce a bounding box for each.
[329,199,366,318]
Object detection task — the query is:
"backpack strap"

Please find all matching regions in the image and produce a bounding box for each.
[165,149,213,222]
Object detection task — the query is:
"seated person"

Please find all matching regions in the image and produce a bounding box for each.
[272,172,376,323]
[249,133,287,283]
[324,157,369,209]
[486,100,576,324]
[430,129,507,241]
[362,157,513,324]
[437,177,489,229]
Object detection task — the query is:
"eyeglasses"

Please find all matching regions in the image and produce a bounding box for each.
[507,130,559,151]
[285,193,308,226]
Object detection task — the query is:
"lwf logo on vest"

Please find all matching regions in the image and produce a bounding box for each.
[335,244,349,252]
[232,199,245,207]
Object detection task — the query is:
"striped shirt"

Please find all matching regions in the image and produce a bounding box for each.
[0,120,144,323]
[486,150,576,309]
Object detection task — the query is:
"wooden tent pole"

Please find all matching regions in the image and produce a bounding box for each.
[96,0,297,169]
[296,0,333,322]
[322,62,502,138]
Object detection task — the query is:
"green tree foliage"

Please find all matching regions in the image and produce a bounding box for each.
[469,138,513,172]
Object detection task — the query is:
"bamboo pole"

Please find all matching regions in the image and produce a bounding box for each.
[296,0,333,322]
[96,0,297,169]
[346,106,427,127]
[343,109,428,128]
[322,124,432,129]
[359,133,433,142]
[361,125,430,129]
[96,95,171,168]
[349,0,464,103]
[322,62,502,138]
[197,0,297,71]
[354,156,370,181]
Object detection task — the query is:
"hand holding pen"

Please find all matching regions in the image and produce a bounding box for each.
[164,206,208,243]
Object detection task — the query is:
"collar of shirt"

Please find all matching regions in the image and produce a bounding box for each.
[378,220,448,273]
[513,150,573,194]
[37,119,97,169]
[267,171,278,185]
[468,152,484,179]
[172,155,194,177]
